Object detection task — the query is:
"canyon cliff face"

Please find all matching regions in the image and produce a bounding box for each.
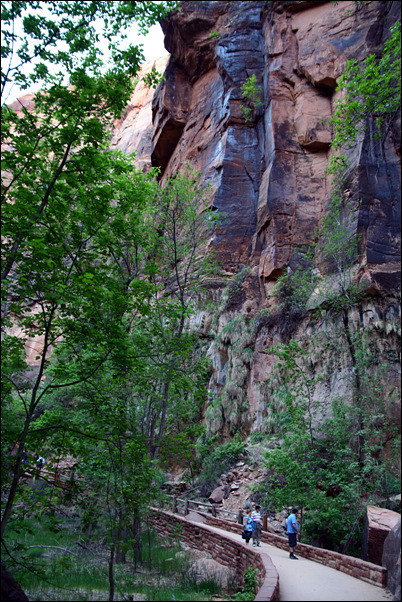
[135,0,400,453]
[152,0,400,280]
[11,2,400,457]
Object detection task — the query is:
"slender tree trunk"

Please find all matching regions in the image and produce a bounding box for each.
[132,515,142,571]
[1,410,33,539]
[147,524,152,570]
[108,544,115,602]
[1,304,56,539]
[115,516,126,564]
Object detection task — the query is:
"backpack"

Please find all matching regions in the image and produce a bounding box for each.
[246,516,254,532]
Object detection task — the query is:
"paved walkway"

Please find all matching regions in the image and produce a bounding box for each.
[206,524,394,601]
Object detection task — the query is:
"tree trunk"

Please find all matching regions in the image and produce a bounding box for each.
[115,524,126,564]
[132,515,142,571]
[147,525,152,570]
[108,545,115,602]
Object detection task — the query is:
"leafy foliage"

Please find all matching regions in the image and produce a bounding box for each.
[230,567,258,601]
[1,0,177,104]
[196,433,246,497]
[1,4,223,598]
[268,252,318,339]
[240,74,263,123]
[330,21,401,150]
[261,327,400,552]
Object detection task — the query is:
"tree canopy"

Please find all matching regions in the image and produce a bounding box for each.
[1,5,221,595]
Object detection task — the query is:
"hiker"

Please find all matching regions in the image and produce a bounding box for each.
[36,456,45,472]
[21,452,28,466]
[251,504,262,547]
[243,507,254,545]
[286,507,299,559]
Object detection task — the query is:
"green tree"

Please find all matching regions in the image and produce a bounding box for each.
[1,1,176,106]
[1,148,160,538]
[135,168,219,461]
[261,330,399,551]
[2,159,217,596]
[1,0,177,541]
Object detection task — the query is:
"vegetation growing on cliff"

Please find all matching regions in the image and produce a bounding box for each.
[329,21,401,151]
[240,74,263,123]
[260,328,399,551]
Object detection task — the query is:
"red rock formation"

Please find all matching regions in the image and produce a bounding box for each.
[110,57,169,170]
[150,0,401,441]
[363,505,401,566]
[382,516,401,600]
[152,0,401,286]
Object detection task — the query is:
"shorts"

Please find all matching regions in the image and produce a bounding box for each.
[288,533,297,547]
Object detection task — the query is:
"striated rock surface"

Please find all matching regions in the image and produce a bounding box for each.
[152,1,401,283]
[363,505,401,566]
[149,0,401,443]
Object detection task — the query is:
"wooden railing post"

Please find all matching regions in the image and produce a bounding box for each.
[184,498,189,516]
[212,504,217,517]
[173,497,177,514]
[263,514,267,532]
[237,509,243,525]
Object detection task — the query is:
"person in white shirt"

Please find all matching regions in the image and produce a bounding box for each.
[36,456,45,471]
[251,504,262,547]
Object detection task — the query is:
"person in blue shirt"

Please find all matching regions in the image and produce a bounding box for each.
[286,508,299,559]
[243,508,254,545]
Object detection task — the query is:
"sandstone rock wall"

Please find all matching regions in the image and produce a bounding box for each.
[149,1,401,443]
[8,2,400,449]
[153,0,400,282]
[363,505,401,565]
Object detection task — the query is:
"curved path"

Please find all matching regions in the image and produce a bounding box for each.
[206,523,393,601]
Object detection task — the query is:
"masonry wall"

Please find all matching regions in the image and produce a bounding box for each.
[149,509,280,601]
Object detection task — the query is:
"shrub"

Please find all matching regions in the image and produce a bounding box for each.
[240,75,263,123]
[196,434,246,496]
[231,567,258,601]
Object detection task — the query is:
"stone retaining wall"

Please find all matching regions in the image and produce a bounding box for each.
[203,516,387,587]
[149,509,279,601]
